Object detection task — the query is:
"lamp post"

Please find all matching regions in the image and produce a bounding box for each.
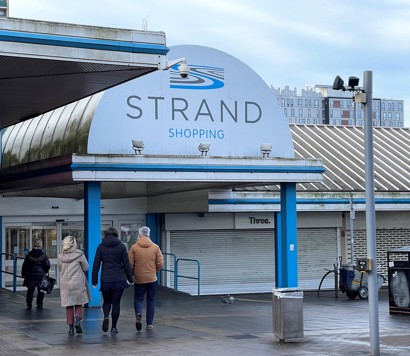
[333,71,380,355]
[362,71,380,356]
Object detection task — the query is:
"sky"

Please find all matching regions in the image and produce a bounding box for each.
[8,0,410,126]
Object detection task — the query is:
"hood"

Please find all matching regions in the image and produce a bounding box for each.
[59,249,84,263]
[27,248,46,262]
[137,236,154,248]
[102,234,122,247]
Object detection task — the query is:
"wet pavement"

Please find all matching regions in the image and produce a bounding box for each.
[0,285,409,356]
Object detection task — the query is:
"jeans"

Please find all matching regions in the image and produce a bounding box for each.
[133,282,157,325]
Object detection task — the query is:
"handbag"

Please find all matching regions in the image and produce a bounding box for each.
[38,274,56,294]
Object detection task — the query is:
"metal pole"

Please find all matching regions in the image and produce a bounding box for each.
[363,70,380,355]
[349,196,355,262]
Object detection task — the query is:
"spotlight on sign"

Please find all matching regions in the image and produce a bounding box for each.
[132,140,144,155]
[260,143,272,157]
[198,142,211,156]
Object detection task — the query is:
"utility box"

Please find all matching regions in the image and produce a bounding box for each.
[387,246,410,315]
[272,288,304,341]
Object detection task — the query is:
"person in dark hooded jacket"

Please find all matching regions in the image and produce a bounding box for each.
[21,238,50,309]
[92,227,134,334]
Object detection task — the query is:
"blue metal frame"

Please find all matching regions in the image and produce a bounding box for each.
[278,182,298,288]
[84,181,101,307]
[176,258,201,296]
[161,252,178,290]
[71,162,325,174]
[0,30,169,55]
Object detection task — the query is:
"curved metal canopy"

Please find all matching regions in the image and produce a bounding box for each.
[0,17,168,129]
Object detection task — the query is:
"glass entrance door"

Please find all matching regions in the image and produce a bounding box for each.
[32,224,58,283]
[3,226,30,288]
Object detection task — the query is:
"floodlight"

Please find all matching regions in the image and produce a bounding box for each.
[132,140,144,154]
[198,142,211,156]
[260,143,272,157]
[332,75,345,91]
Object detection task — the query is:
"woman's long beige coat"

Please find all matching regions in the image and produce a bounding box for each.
[57,248,90,307]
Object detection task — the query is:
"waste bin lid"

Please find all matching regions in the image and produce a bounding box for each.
[272,288,303,298]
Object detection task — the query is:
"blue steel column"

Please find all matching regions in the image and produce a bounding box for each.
[274,212,282,287]
[146,213,161,245]
[84,181,101,307]
[278,182,298,287]
[146,213,162,284]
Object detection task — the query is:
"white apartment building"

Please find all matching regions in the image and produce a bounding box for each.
[272,85,404,128]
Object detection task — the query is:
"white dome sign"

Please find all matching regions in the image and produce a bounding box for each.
[88,45,294,158]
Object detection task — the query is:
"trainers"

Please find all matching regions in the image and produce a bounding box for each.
[74,316,82,334]
[146,325,154,331]
[135,314,142,332]
[111,327,118,334]
[102,318,109,332]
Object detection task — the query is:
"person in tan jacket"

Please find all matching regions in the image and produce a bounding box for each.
[128,226,163,332]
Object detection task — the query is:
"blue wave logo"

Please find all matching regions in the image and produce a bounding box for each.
[170,64,224,90]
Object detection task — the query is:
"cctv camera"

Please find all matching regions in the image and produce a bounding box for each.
[178,61,190,78]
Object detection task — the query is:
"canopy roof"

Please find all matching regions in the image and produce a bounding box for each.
[0,17,168,129]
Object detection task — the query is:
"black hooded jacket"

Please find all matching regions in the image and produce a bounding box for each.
[21,248,51,288]
[92,233,133,285]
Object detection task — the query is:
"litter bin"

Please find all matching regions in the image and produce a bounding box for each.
[387,246,410,315]
[272,288,303,341]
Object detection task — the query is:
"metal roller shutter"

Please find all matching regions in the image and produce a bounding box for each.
[170,229,275,295]
[298,228,338,290]
[169,227,337,295]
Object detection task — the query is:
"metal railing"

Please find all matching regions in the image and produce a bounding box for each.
[161,252,177,290]
[176,258,200,296]
[160,253,201,296]
[0,253,24,292]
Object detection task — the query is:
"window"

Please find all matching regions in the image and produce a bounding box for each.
[299,118,305,124]
[308,109,311,118]
[398,102,403,111]
[314,99,319,108]
[396,112,401,120]
[284,108,287,116]
[381,102,385,110]
[383,112,387,119]
[333,100,341,108]
[373,101,379,110]
[388,112,392,120]
[298,99,302,107]
[299,109,303,117]
[281,98,285,107]
[290,108,295,117]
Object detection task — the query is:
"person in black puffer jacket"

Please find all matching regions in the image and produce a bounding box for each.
[21,239,51,309]
[92,227,134,334]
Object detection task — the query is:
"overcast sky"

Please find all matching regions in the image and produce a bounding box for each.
[9,0,410,126]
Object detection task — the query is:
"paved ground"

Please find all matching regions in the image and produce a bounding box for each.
[0,286,409,356]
